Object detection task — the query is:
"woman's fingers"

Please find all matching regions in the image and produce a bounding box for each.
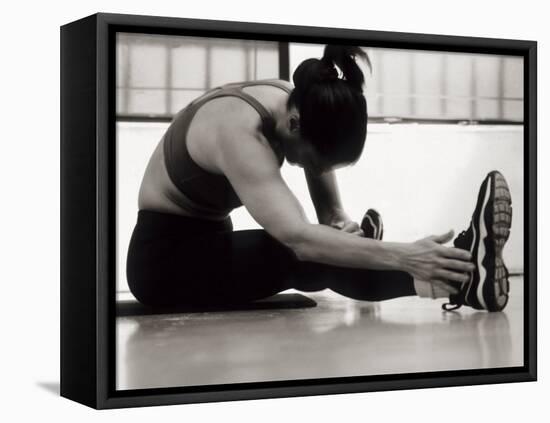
[442,259,475,273]
[341,221,363,236]
[441,246,472,261]
[342,221,359,231]
[331,220,345,230]
[428,229,454,244]
[434,269,470,284]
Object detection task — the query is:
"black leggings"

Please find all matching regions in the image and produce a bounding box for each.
[126,210,416,307]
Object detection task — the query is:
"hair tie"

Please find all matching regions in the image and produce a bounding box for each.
[319,62,338,82]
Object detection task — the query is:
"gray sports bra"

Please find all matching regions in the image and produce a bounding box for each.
[163,79,292,220]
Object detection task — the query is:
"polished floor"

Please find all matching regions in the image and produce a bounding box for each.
[116,276,524,390]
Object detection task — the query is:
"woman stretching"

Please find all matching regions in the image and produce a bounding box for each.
[127,45,512,312]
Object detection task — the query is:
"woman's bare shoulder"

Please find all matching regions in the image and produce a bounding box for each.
[269,78,294,91]
[216,112,281,170]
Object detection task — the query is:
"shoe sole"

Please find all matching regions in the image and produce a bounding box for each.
[361,209,384,240]
[471,171,512,311]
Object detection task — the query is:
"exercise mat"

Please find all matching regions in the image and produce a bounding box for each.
[116,293,317,317]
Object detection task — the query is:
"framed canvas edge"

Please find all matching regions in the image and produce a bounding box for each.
[60,13,100,409]
[61,12,538,409]
[99,371,535,409]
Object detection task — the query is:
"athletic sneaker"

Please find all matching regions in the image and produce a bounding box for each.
[361,208,384,240]
[442,171,513,312]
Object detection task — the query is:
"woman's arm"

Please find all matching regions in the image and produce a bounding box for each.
[305,168,342,224]
[305,169,362,235]
[216,125,474,284]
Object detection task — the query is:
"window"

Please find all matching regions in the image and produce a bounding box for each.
[289,44,523,123]
[367,49,523,122]
[116,33,281,119]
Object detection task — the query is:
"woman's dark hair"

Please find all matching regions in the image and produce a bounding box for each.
[288,45,371,167]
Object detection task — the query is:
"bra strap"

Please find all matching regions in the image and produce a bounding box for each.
[224,88,273,123]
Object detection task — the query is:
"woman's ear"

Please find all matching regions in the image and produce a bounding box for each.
[289,114,300,133]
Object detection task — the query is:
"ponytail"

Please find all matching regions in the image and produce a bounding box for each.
[292,45,370,98]
[321,45,371,91]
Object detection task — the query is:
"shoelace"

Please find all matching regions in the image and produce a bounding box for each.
[442,302,461,311]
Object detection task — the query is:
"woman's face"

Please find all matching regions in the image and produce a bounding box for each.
[279,111,333,174]
[285,137,335,175]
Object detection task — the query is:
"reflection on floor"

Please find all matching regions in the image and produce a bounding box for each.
[116,276,524,390]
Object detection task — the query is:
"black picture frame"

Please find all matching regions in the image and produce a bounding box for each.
[60,12,537,409]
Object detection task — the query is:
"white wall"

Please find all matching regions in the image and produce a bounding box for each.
[117,122,524,294]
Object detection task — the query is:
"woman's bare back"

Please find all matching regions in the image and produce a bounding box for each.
[138,81,292,217]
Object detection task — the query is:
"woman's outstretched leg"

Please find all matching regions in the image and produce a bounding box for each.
[289,260,416,301]
[288,208,415,301]
[127,210,419,307]
[184,209,418,303]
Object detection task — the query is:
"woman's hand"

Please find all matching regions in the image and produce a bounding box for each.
[401,229,475,287]
[327,209,364,237]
